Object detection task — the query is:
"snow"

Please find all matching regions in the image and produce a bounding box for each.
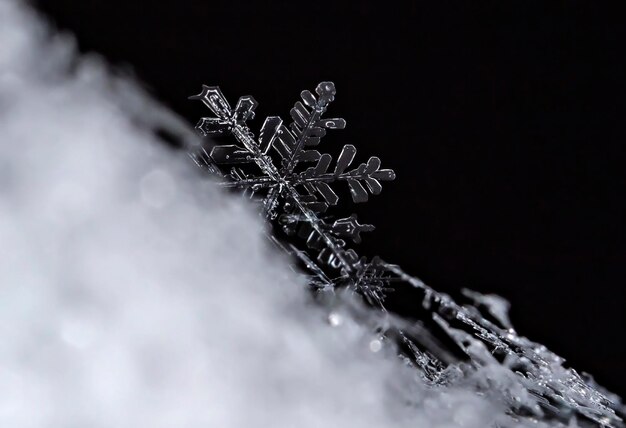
[0,1,612,426]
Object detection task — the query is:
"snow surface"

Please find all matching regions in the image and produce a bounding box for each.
[0,1,571,426]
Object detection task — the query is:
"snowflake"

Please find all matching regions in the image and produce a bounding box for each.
[190,82,394,289]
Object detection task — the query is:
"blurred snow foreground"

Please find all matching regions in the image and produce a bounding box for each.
[0,1,621,427]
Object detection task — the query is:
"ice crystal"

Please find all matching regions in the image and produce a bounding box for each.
[190,82,625,427]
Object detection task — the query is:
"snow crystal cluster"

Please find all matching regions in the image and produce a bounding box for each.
[0,0,623,427]
[189,63,626,428]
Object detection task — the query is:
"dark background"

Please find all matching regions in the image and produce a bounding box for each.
[36,1,626,396]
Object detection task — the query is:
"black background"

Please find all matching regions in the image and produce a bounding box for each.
[36,1,626,396]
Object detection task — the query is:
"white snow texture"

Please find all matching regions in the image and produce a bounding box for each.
[0,1,561,427]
